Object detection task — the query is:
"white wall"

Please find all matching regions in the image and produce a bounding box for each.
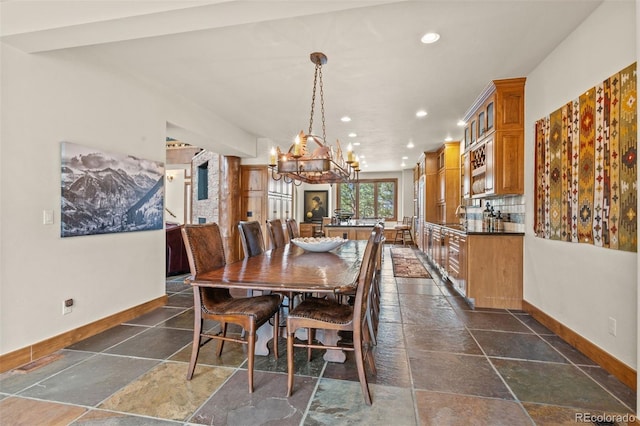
[524,1,637,368]
[0,44,256,354]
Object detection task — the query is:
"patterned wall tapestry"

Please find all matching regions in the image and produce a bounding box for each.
[534,63,637,252]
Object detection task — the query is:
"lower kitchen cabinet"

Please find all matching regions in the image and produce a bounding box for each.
[424,222,523,310]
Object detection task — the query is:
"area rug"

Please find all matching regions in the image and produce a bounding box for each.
[390,247,431,278]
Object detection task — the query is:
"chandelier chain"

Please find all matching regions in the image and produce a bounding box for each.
[308,64,318,136]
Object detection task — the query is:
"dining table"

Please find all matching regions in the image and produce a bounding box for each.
[187,239,368,362]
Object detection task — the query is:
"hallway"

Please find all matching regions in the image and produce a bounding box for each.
[0,246,636,425]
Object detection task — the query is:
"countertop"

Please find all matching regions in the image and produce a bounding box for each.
[432,223,524,236]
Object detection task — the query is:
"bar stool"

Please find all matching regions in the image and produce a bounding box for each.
[394,216,414,245]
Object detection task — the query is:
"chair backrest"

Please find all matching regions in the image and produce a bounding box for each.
[181,222,226,276]
[353,224,384,330]
[285,218,300,240]
[238,220,266,258]
[266,219,287,249]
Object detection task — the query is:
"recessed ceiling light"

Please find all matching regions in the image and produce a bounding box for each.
[402,156,408,160]
[359,155,366,159]
[401,162,407,167]
[421,32,440,44]
[348,132,357,137]
[353,142,361,146]
[407,141,415,148]
[445,137,452,142]
[416,110,428,118]
[341,116,351,122]
[457,120,466,126]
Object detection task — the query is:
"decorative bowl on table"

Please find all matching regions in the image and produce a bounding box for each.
[291,237,347,252]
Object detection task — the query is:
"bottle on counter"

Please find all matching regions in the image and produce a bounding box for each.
[483,202,491,231]
[496,211,504,231]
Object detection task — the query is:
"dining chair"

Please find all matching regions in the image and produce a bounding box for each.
[285,218,300,240]
[266,218,287,249]
[367,231,385,345]
[238,220,266,259]
[286,224,384,405]
[181,222,281,393]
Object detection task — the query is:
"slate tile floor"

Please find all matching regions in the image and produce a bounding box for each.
[1,246,637,425]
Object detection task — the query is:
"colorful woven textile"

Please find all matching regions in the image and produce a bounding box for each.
[534,63,637,252]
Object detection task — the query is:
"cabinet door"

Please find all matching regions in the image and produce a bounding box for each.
[462,153,470,199]
[437,168,446,203]
[484,138,494,194]
[494,132,524,195]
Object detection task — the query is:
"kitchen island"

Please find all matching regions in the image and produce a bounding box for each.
[424,222,523,309]
[324,222,396,242]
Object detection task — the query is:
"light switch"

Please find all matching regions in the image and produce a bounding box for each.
[43,209,54,225]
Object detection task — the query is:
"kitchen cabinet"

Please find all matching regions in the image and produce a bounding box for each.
[462,78,525,198]
[424,222,523,310]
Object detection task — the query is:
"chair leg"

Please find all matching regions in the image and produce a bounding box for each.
[247,327,255,393]
[286,322,295,397]
[186,318,203,380]
[353,335,373,405]
[217,322,227,357]
[273,309,279,360]
[307,328,315,362]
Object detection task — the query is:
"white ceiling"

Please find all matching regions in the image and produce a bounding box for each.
[1,0,603,172]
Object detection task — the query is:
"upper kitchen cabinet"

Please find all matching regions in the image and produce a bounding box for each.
[462,78,525,198]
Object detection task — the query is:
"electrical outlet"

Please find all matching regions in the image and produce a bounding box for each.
[62,298,74,315]
[608,317,616,336]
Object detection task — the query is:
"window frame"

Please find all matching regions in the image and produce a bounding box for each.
[336,178,398,221]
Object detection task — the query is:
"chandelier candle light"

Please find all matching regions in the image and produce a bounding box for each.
[268,52,359,185]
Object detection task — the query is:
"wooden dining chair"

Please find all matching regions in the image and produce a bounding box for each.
[285,218,300,240]
[286,224,384,405]
[181,222,281,393]
[238,220,266,259]
[266,218,287,249]
[367,231,385,345]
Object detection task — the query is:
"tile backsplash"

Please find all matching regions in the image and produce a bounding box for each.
[461,195,525,232]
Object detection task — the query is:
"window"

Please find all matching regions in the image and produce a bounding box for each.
[197,162,209,200]
[337,179,397,220]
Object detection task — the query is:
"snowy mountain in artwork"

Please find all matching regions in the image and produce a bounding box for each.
[60,142,165,237]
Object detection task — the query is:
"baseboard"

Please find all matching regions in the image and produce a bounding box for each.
[0,295,167,374]
[523,300,636,391]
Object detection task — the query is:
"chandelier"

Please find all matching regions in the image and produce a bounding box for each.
[268,52,359,186]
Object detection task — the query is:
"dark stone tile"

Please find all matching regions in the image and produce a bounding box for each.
[400,294,453,309]
[492,358,630,413]
[580,365,637,411]
[158,309,198,330]
[514,313,554,334]
[378,290,399,305]
[378,305,402,323]
[105,327,193,359]
[19,354,158,406]
[306,379,416,424]
[375,321,405,349]
[323,346,411,388]
[400,300,465,328]
[166,292,194,308]
[541,335,598,366]
[404,326,482,355]
[124,307,187,326]
[253,338,325,376]
[67,325,146,352]
[472,330,568,363]
[409,351,513,399]
[0,350,92,394]
[396,283,443,296]
[415,390,532,425]
[456,310,531,332]
[165,278,190,293]
[191,370,311,425]
[169,335,247,368]
[446,295,473,311]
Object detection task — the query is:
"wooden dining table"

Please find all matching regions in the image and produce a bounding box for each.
[188,239,368,362]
